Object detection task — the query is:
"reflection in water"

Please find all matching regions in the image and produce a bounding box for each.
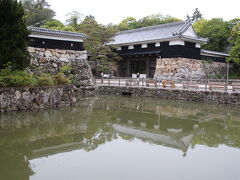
[0,95,240,180]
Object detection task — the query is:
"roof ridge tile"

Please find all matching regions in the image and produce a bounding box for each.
[116,21,185,35]
[28,26,87,38]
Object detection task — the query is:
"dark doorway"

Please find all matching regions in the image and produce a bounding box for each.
[131,61,146,74]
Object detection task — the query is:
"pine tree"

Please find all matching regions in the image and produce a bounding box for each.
[21,0,55,26]
[0,0,30,70]
[78,16,121,74]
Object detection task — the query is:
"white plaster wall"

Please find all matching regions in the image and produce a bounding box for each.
[169,40,185,46]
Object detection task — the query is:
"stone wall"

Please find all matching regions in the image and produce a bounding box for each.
[98,86,240,105]
[28,47,95,88]
[0,47,97,113]
[0,86,78,112]
[154,58,228,80]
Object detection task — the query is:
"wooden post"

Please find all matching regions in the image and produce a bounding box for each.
[108,76,110,86]
[225,79,228,92]
[205,80,207,91]
[146,59,150,78]
[119,77,120,86]
[226,61,229,92]
[127,61,131,77]
[227,61,229,85]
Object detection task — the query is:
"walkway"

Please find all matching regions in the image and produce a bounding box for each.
[96,78,240,93]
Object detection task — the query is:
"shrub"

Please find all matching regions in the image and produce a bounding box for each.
[59,65,71,74]
[36,75,54,86]
[0,70,37,87]
[53,73,71,85]
[0,66,72,87]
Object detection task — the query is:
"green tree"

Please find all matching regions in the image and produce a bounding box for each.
[137,14,180,28]
[36,0,49,8]
[79,16,121,73]
[42,19,64,29]
[194,18,230,52]
[227,18,240,31]
[193,18,208,34]
[191,8,202,22]
[21,0,55,26]
[118,17,138,31]
[65,11,83,30]
[0,0,30,70]
[228,23,240,64]
[41,19,75,31]
[117,14,180,31]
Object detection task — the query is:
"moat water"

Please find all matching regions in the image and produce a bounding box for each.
[0,95,240,180]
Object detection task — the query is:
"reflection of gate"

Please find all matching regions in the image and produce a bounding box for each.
[131,61,146,74]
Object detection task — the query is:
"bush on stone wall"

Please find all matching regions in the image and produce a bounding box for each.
[0,69,38,87]
[53,73,71,85]
[59,65,71,74]
[0,67,71,87]
[36,75,54,86]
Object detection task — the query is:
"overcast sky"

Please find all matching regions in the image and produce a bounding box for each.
[48,0,239,25]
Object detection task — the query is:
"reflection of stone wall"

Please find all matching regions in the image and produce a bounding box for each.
[0,86,76,112]
[154,58,228,80]
[28,47,95,88]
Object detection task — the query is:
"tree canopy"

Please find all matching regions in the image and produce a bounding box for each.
[65,11,83,30]
[78,16,121,73]
[117,14,181,31]
[227,18,240,31]
[118,17,138,31]
[193,18,208,34]
[41,19,75,31]
[138,14,180,28]
[21,0,55,26]
[193,18,230,52]
[0,0,30,70]
[228,23,240,64]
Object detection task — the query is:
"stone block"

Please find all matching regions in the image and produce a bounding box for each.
[52,63,58,68]
[28,47,35,53]
[79,53,88,60]
[70,54,76,59]
[39,57,47,63]
[39,52,44,57]
[45,50,52,58]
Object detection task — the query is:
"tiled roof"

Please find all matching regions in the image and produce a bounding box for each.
[28,27,87,39]
[201,49,229,57]
[110,19,207,45]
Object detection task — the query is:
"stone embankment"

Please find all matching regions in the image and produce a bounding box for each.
[0,86,77,112]
[98,86,240,105]
[28,47,95,88]
[0,48,96,113]
[154,58,229,80]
